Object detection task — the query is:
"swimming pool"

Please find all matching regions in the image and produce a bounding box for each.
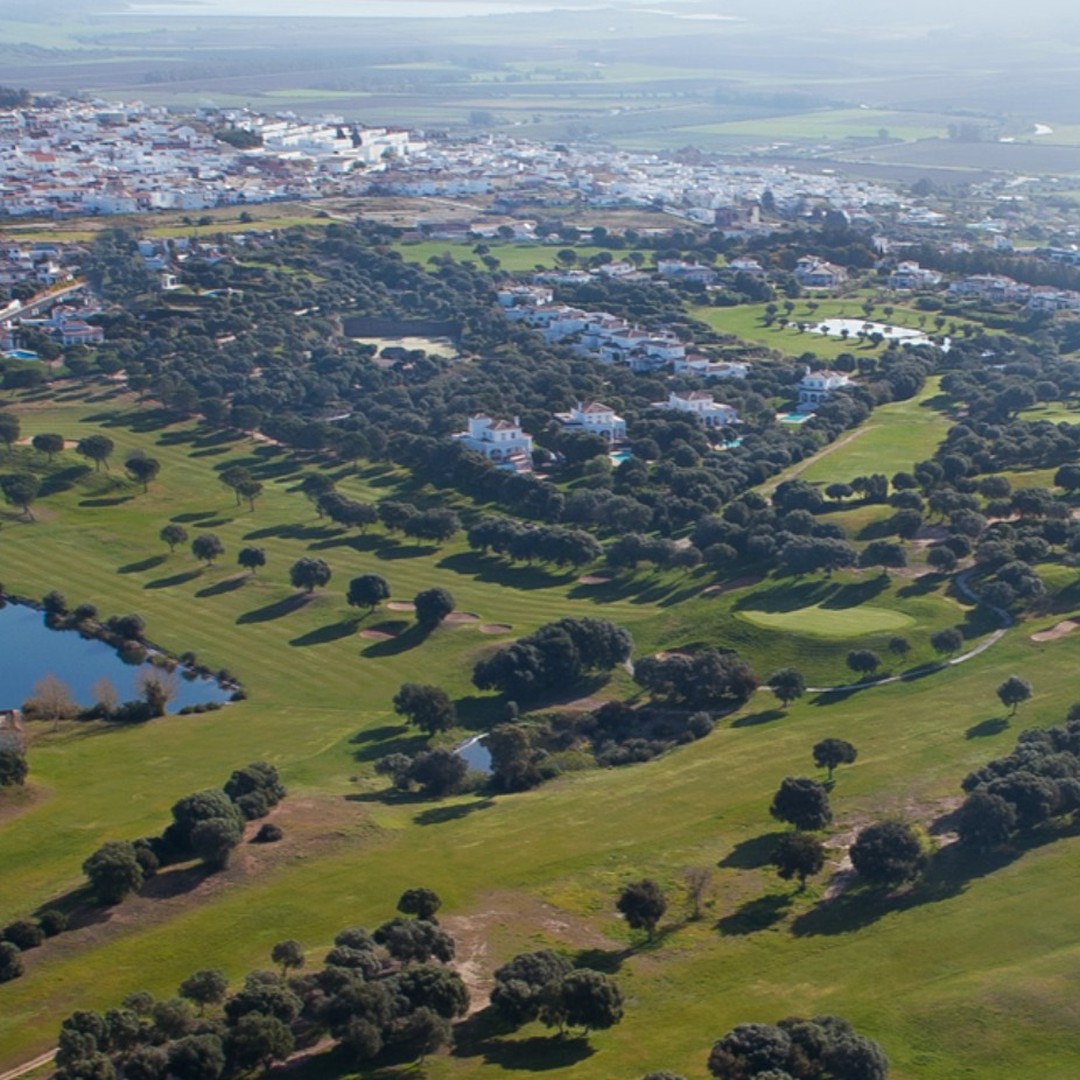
[778,411,814,424]
[609,450,634,466]
[4,349,39,361]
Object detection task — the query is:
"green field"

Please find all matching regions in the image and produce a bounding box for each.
[739,603,914,637]
[3,386,1080,1080]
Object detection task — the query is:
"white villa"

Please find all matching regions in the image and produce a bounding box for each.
[794,255,848,289]
[673,356,750,380]
[554,401,627,444]
[798,368,853,409]
[453,414,534,473]
[652,391,738,429]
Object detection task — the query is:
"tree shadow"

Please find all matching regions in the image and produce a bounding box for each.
[572,945,633,974]
[715,893,793,936]
[439,551,577,592]
[349,724,425,763]
[896,575,943,598]
[236,593,310,624]
[966,716,1010,739]
[289,618,360,647]
[189,445,232,458]
[478,1036,594,1071]
[145,569,202,590]
[243,522,339,542]
[118,554,167,574]
[307,533,384,554]
[718,831,787,869]
[359,622,427,657]
[193,518,233,529]
[413,799,495,826]
[376,542,441,561]
[171,510,221,524]
[730,708,785,728]
[40,463,91,496]
[196,575,248,598]
[139,862,213,900]
[80,495,135,508]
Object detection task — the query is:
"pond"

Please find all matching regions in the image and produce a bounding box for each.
[0,603,231,713]
[456,735,491,774]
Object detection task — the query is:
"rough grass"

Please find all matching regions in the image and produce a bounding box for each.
[2,386,1080,1080]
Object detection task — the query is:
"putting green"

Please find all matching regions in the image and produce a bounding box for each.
[739,603,915,637]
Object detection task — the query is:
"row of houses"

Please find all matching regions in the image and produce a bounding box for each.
[947,274,1080,311]
[453,391,741,474]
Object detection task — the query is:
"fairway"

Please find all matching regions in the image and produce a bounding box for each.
[2,389,1080,1080]
[739,603,915,637]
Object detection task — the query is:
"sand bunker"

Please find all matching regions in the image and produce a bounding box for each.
[479,624,512,634]
[386,601,415,612]
[359,629,397,640]
[445,612,480,624]
[703,575,764,596]
[577,574,612,585]
[1031,620,1079,643]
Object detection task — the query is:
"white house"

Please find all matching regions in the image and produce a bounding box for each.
[652,391,738,429]
[673,356,750,380]
[452,414,533,473]
[798,368,852,409]
[887,260,943,291]
[794,255,848,289]
[554,401,627,444]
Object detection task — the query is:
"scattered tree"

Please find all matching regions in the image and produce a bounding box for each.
[347,573,390,614]
[124,453,161,492]
[31,432,65,462]
[413,587,455,629]
[769,777,832,831]
[289,557,332,593]
[769,832,826,890]
[850,820,926,887]
[76,434,115,472]
[191,534,225,566]
[812,737,858,780]
[768,667,806,707]
[616,879,667,942]
[397,888,442,923]
[997,675,1032,715]
[270,940,305,976]
[930,627,964,656]
[0,748,28,787]
[1,472,39,519]
[846,649,881,678]
[392,683,456,736]
[237,546,266,575]
[160,523,188,552]
[178,970,228,1015]
[83,841,145,905]
[682,867,713,921]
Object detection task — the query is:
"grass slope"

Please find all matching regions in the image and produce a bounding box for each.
[1,386,1080,1080]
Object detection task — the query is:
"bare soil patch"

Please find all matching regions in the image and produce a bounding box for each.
[703,574,764,596]
[385,601,415,612]
[478,624,512,634]
[443,892,620,1015]
[1031,620,1079,643]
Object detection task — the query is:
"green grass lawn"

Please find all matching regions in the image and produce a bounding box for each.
[3,386,1080,1080]
[739,601,914,637]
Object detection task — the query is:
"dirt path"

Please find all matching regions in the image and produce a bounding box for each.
[0,1051,55,1080]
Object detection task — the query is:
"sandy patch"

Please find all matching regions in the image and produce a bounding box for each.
[703,574,764,596]
[655,650,694,661]
[359,629,397,640]
[577,574,612,585]
[445,611,480,624]
[479,624,512,634]
[386,601,415,612]
[442,892,621,1015]
[1031,620,1079,643]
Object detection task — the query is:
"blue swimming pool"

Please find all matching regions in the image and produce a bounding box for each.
[609,450,634,466]
[4,349,39,361]
[779,411,815,424]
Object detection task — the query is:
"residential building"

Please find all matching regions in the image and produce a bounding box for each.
[554,401,626,443]
[798,368,852,409]
[652,390,738,429]
[452,414,533,473]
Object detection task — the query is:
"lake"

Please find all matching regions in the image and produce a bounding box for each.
[0,603,231,713]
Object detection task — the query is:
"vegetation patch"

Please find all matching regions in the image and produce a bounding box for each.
[739,603,915,637]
